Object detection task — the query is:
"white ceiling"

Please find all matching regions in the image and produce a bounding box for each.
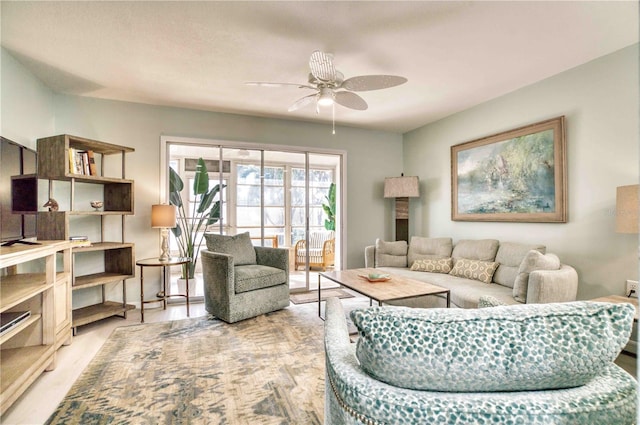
[2,1,638,134]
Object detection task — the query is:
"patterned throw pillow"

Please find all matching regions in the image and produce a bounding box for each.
[410,258,453,274]
[351,302,635,392]
[449,258,498,283]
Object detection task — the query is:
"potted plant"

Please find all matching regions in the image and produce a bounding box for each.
[169,158,225,279]
[322,182,336,231]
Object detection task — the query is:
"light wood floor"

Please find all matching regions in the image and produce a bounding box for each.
[2,299,637,425]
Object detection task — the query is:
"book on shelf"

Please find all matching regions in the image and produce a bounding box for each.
[87,150,97,176]
[0,311,31,336]
[69,236,91,247]
[68,148,98,176]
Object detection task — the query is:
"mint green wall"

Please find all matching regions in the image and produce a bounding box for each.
[403,44,639,300]
[1,49,55,147]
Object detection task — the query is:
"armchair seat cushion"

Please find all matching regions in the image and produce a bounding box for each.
[235,264,287,293]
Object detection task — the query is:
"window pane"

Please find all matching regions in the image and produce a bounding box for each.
[264,186,284,206]
[309,207,325,227]
[237,165,260,184]
[310,169,333,185]
[237,185,261,206]
[310,187,329,206]
[263,166,284,186]
[264,208,284,226]
[291,168,305,186]
[291,207,305,226]
[237,207,261,226]
[291,188,305,206]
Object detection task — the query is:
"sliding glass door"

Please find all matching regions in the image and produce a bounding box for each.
[162,138,343,296]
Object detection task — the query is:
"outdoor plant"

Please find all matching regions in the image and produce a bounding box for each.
[169,158,225,279]
[322,182,336,231]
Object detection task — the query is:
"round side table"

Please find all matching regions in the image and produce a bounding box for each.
[136,257,191,323]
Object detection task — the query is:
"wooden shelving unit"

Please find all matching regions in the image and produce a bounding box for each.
[36,134,135,332]
[0,240,72,415]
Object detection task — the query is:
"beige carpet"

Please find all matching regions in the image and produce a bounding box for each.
[290,288,354,305]
[45,305,326,425]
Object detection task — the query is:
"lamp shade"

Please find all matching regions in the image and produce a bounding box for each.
[384,176,420,198]
[151,204,177,228]
[616,184,639,234]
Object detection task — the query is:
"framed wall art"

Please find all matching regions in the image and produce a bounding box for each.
[451,116,566,223]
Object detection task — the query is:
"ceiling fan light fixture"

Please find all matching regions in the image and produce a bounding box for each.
[317,87,334,106]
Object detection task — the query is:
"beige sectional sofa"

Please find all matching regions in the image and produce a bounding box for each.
[364,237,578,308]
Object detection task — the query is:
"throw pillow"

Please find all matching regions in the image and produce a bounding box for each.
[374,239,407,268]
[449,258,498,284]
[410,257,453,274]
[204,232,257,266]
[513,250,561,303]
[350,302,635,392]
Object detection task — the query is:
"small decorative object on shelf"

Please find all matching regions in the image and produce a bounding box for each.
[90,200,103,211]
[43,198,59,211]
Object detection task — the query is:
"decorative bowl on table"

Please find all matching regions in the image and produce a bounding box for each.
[359,273,391,282]
[90,201,103,211]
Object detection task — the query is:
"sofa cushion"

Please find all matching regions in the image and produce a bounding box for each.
[407,237,452,266]
[513,250,561,302]
[493,242,546,288]
[235,264,286,293]
[350,301,634,392]
[204,232,256,265]
[375,239,407,267]
[375,267,519,308]
[410,257,453,274]
[451,239,499,263]
[449,258,498,284]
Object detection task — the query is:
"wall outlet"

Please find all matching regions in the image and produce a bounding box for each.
[626,280,638,297]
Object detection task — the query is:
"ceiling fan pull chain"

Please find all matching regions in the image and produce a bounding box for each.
[332,103,336,135]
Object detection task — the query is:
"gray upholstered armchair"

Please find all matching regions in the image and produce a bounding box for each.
[201,232,289,323]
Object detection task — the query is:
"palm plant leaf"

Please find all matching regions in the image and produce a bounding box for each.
[193,158,210,195]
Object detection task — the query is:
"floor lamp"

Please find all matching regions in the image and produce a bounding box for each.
[384,175,420,242]
[616,184,639,296]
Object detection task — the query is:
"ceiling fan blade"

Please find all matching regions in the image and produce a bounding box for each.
[288,93,317,112]
[341,75,407,92]
[309,50,336,83]
[245,81,316,90]
[335,91,368,111]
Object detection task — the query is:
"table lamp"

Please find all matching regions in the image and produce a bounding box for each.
[384,175,420,242]
[152,204,177,262]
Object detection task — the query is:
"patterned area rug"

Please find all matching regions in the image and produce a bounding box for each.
[45,305,325,425]
[290,288,354,305]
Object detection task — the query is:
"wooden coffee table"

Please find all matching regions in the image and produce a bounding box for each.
[318,268,450,319]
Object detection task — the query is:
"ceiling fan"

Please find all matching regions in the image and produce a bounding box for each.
[246,50,408,113]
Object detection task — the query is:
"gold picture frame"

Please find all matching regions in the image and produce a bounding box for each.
[451,116,566,223]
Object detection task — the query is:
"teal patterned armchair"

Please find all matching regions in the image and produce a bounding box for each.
[324,297,637,424]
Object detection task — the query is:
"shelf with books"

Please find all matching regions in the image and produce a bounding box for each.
[37,135,135,332]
